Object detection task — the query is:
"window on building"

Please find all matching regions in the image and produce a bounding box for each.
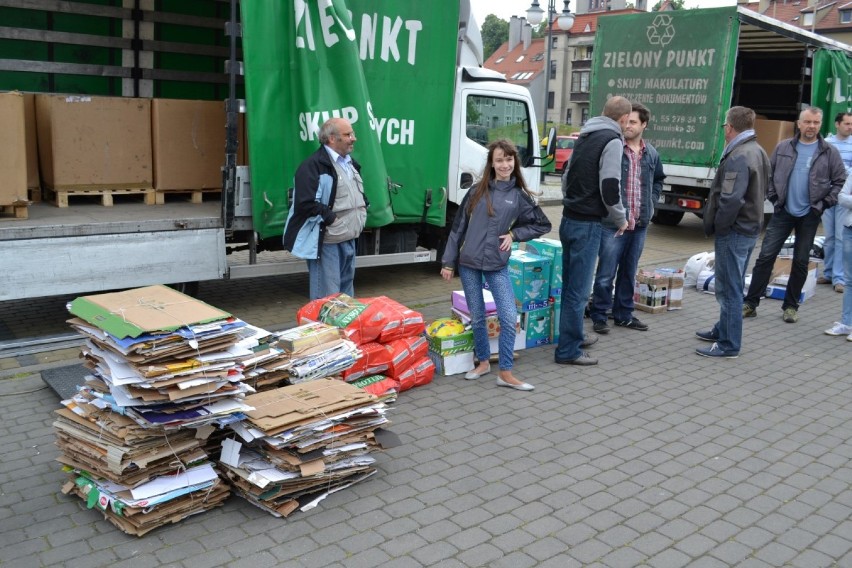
[565,109,572,125]
[581,107,590,125]
[547,91,555,109]
[551,36,558,48]
[515,55,525,62]
[803,12,814,26]
[571,70,590,93]
[550,60,557,80]
[841,9,852,23]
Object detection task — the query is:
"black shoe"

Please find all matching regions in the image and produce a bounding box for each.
[555,351,598,366]
[581,335,598,348]
[615,317,649,331]
[592,320,610,334]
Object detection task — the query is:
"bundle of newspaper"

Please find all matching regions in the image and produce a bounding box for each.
[218,378,398,517]
[56,285,260,535]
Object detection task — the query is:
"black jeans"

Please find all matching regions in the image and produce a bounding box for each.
[744,208,821,311]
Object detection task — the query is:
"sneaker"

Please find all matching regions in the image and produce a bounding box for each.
[695,329,719,342]
[614,317,649,331]
[743,304,757,318]
[555,351,598,366]
[695,342,739,358]
[817,275,832,285]
[848,333,852,342]
[836,283,846,293]
[825,322,852,336]
[782,307,798,323]
[581,335,598,348]
[592,320,610,334]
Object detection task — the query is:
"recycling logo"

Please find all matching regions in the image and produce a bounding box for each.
[647,14,675,46]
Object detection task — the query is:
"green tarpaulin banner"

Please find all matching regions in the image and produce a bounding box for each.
[241,1,459,239]
[590,7,739,167]
[812,49,852,137]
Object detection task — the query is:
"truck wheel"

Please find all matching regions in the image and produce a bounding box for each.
[170,281,200,297]
[651,210,684,226]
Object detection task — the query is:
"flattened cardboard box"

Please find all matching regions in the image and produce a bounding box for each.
[152,99,227,190]
[68,284,231,338]
[35,94,152,189]
[0,92,28,204]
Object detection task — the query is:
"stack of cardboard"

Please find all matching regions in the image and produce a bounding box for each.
[525,238,563,341]
[55,285,257,535]
[634,268,686,313]
[218,378,396,517]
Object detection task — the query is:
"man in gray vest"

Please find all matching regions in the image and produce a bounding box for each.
[283,118,368,299]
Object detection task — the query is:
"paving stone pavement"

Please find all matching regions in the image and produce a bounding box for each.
[1,200,851,567]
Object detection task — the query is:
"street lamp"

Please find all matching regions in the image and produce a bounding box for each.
[526,0,574,139]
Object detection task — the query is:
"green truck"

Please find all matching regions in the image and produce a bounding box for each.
[0,0,546,302]
[591,6,852,225]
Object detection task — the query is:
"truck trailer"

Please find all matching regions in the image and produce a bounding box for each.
[590,6,852,226]
[0,0,546,301]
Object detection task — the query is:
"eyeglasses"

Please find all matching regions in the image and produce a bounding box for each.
[721,123,730,129]
[338,132,356,140]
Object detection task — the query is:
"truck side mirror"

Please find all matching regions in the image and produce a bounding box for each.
[545,127,557,156]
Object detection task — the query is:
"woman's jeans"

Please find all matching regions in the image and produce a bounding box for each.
[459,265,517,371]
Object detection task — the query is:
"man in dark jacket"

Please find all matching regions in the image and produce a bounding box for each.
[695,107,770,358]
[743,107,845,323]
[282,118,367,299]
[554,96,630,366]
[590,102,665,335]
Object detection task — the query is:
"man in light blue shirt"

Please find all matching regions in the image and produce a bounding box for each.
[820,112,852,292]
[743,107,846,323]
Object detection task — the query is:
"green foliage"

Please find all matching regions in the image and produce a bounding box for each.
[652,0,685,10]
[466,98,481,124]
[481,14,509,60]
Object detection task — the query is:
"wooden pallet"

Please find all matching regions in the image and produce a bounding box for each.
[154,188,221,205]
[28,187,42,202]
[47,187,156,207]
[0,203,28,220]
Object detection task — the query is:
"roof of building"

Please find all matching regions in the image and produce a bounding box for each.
[742,0,852,33]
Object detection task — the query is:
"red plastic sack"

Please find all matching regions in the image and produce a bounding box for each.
[359,296,425,343]
[350,374,400,397]
[342,341,392,381]
[397,356,435,391]
[296,293,340,324]
[298,294,385,345]
[384,335,429,377]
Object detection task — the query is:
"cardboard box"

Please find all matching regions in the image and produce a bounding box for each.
[427,329,474,355]
[428,349,474,376]
[152,99,226,190]
[550,297,561,342]
[35,94,152,190]
[488,333,526,354]
[765,256,818,303]
[22,93,40,193]
[451,307,520,339]
[520,306,551,348]
[634,271,668,314]
[525,237,563,295]
[508,250,551,310]
[0,92,28,204]
[655,267,685,310]
[754,118,794,158]
[451,289,496,314]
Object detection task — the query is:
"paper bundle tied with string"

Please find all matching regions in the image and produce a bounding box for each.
[68,284,231,339]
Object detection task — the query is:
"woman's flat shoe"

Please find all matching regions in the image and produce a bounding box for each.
[464,365,490,380]
[496,377,534,391]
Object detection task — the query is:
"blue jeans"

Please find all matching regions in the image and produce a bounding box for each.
[590,225,647,323]
[709,231,757,353]
[459,265,517,371]
[555,217,600,361]
[744,208,821,311]
[822,206,845,285]
[307,239,357,299]
[842,225,852,326]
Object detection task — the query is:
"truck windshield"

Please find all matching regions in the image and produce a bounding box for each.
[466,95,533,165]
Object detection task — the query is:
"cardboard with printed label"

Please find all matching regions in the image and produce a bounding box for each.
[520,306,551,348]
[525,238,563,297]
[508,250,551,310]
[634,271,668,314]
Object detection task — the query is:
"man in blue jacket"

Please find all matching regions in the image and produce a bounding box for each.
[696,107,770,357]
[743,107,845,323]
[282,118,368,299]
[590,102,665,335]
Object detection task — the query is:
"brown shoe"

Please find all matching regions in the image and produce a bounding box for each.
[836,283,846,293]
[817,276,831,285]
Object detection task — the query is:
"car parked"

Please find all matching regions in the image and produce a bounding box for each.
[554,134,579,173]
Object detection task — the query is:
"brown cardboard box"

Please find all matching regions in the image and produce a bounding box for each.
[22,93,40,194]
[754,118,794,157]
[634,270,668,314]
[152,99,226,190]
[0,92,28,204]
[35,94,152,190]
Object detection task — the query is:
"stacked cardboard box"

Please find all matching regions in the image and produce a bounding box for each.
[508,249,552,348]
[218,379,397,517]
[765,256,818,303]
[0,92,29,210]
[634,270,669,313]
[525,238,563,342]
[56,285,259,536]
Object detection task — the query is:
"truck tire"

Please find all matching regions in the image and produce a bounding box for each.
[170,281,200,297]
[652,210,684,226]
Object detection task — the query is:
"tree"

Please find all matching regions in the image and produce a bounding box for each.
[652,0,685,10]
[481,14,509,60]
